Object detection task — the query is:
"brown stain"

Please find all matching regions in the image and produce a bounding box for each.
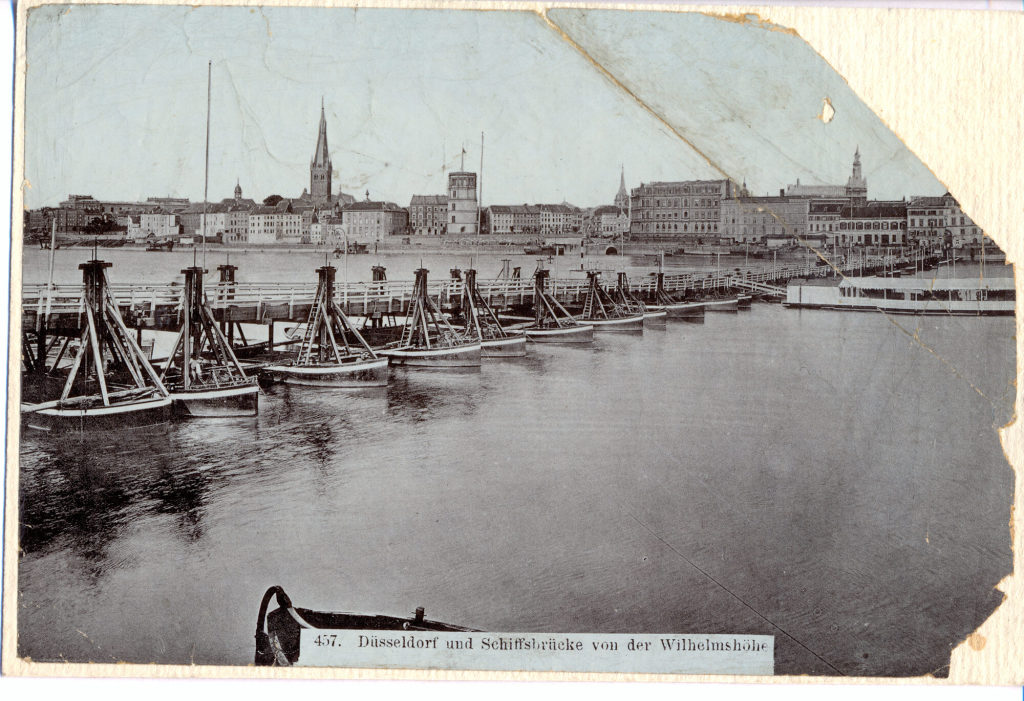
[967,633,987,651]
[536,9,732,184]
[710,11,799,37]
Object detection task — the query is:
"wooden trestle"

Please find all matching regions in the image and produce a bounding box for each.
[398,268,474,350]
[581,271,632,321]
[159,267,254,392]
[295,265,378,365]
[20,259,172,431]
[530,269,580,329]
[461,268,517,341]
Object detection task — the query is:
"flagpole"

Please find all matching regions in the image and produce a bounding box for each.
[477,132,484,238]
[202,60,211,270]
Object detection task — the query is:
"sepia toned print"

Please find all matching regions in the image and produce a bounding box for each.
[6,1,1019,680]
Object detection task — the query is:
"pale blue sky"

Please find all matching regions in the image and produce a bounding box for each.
[23,5,947,209]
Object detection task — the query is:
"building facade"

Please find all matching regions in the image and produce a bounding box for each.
[807,200,846,239]
[409,194,448,235]
[537,204,577,234]
[127,212,181,240]
[342,200,409,241]
[248,203,304,244]
[309,215,346,246]
[720,196,809,244]
[628,179,734,240]
[593,205,629,237]
[447,171,478,235]
[907,193,982,249]
[833,202,908,246]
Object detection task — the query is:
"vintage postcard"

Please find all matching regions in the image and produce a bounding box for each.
[3,0,1023,686]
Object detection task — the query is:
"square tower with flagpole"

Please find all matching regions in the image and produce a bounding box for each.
[447,147,478,235]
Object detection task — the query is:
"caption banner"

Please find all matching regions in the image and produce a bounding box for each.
[298,630,774,675]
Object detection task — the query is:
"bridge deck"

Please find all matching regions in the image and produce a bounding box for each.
[21,254,916,333]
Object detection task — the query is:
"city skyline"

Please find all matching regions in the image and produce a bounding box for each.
[25,6,950,211]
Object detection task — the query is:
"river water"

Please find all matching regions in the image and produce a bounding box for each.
[16,248,1016,676]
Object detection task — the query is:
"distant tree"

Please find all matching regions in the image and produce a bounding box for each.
[83,217,119,235]
[263,195,284,206]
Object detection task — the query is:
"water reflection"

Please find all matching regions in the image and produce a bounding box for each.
[16,302,1016,676]
[385,372,481,422]
[20,429,176,561]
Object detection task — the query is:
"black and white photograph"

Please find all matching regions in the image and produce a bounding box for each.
[5,0,1022,683]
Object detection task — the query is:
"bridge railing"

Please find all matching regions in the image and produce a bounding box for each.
[21,253,915,320]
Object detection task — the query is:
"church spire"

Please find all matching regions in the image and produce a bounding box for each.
[310,98,333,203]
[846,146,867,201]
[614,164,629,209]
[312,98,330,168]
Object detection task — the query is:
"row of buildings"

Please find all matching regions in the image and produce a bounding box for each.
[625,150,986,249]
[26,101,986,250]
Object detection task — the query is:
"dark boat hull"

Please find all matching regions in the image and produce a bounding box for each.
[581,314,645,332]
[642,309,668,327]
[262,358,390,387]
[703,298,739,312]
[21,396,173,432]
[481,334,528,358]
[380,343,482,367]
[656,301,706,319]
[170,383,260,417]
[523,324,594,343]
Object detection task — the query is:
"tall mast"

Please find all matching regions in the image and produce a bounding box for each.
[476,132,484,237]
[44,218,57,320]
[201,59,212,270]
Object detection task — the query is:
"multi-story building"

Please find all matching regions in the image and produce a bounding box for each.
[447,171,478,235]
[54,195,105,232]
[592,205,629,237]
[628,179,734,240]
[127,212,181,240]
[341,200,409,241]
[834,201,908,246]
[487,205,514,235]
[223,205,252,245]
[179,204,229,239]
[807,199,846,239]
[907,192,982,249]
[209,183,257,244]
[408,194,448,235]
[537,204,577,234]
[52,194,186,233]
[720,195,809,244]
[145,196,191,210]
[309,215,346,246]
[248,202,304,244]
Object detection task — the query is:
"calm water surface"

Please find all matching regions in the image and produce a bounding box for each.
[17,250,1016,675]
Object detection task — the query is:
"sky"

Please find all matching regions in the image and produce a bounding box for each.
[22,5,949,210]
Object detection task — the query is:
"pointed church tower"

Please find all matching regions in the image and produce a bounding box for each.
[234,180,243,202]
[846,146,867,201]
[310,98,333,204]
[614,165,629,210]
